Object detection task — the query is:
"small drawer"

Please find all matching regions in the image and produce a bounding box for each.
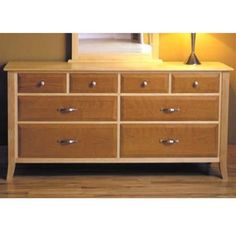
[18,124,117,158]
[121,124,218,157]
[18,96,117,121]
[121,73,168,93]
[18,73,67,93]
[172,73,220,93]
[70,73,118,93]
[121,96,219,121]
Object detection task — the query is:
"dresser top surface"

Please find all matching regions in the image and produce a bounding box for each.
[4,61,233,72]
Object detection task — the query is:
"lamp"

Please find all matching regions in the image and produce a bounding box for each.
[186,33,201,65]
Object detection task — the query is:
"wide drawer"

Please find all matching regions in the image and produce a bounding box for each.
[18,96,117,121]
[121,96,219,121]
[121,73,168,93]
[120,124,218,157]
[70,73,118,93]
[172,73,220,93]
[18,73,67,93]
[18,124,117,158]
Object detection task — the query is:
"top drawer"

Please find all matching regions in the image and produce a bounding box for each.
[172,73,220,93]
[121,73,169,93]
[70,73,117,93]
[18,73,67,93]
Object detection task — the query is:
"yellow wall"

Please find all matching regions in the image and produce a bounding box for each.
[159,33,236,144]
[0,33,67,62]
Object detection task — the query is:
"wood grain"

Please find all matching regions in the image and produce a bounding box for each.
[4,61,233,72]
[18,73,67,93]
[70,73,117,93]
[18,124,117,158]
[15,157,219,163]
[7,72,17,181]
[121,73,168,93]
[172,73,220,93]
[120,124,218,157]
[121,96,219,121]
[219,72,230,180]
[18,96,117,121]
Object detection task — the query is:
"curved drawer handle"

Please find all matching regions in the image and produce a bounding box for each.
[160,108,180,113]
[160,139,179,145]
[57,107,77,113]
[57,139,78,145]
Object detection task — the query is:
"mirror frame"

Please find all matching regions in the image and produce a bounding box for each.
[69,33,159,62]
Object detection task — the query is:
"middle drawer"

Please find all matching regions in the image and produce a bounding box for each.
[18,96,117,121]
[121,96,219,121]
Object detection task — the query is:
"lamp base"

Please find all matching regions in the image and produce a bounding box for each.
[186,52,201,65]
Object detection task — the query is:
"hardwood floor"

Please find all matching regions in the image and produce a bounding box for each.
[1,145,236,198]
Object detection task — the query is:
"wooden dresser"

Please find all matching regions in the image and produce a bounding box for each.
[4,61,233,180]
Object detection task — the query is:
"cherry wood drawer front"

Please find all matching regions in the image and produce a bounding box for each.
[18,124,117,158]
[18,73,67,93]
[172,73,220,93]
[18,96,117,121]
[121,96,219,121]
[121,73,169,93]
[70,73,118,93]
[121,124,218,157]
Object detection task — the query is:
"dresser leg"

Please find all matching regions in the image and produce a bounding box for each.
[219,161,228,180]
[6,161,16,181]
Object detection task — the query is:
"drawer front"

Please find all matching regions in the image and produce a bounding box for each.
[18,73,67,93]
[121,124,218,157]
[121,73,168,93]
[70,73,118,93]
[18,96,117,121]
[121,96,219,121]
[172,73,220,93]
[18,124,117,158]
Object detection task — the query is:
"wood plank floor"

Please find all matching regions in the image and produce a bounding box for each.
[1,145,236,198]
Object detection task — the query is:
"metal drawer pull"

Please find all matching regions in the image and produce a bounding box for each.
[58,107,77,113]
[141,80,148,87]
[37,80,45,87]
[58,139,78,145]
[89,81,97,88]
[160,108,180,113]
[192,81,199,88]
[160,139,179,145]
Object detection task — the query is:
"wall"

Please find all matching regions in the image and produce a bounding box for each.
[0,33,236,145]
[159,33,236,144]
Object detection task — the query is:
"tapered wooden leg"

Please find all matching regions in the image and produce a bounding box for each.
[7,161,16,181]
[219,161,228,180]
[7,72,17,182]
[219,73,230,181]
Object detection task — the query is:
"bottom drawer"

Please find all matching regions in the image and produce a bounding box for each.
[121,124,218,157]
[18,124,117,158]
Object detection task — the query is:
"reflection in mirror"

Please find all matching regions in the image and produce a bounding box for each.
[78,33,152,54]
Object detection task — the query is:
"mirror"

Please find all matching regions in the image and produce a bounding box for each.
[70,33,159,62]
[78,33,151,54]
